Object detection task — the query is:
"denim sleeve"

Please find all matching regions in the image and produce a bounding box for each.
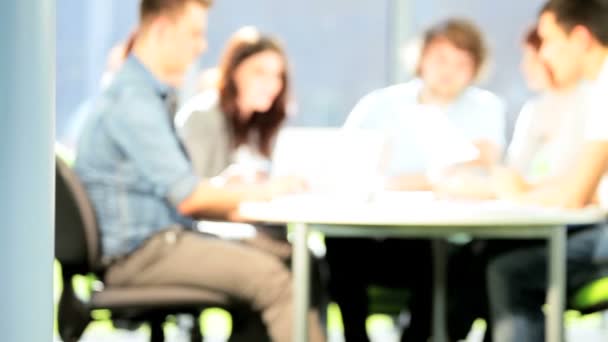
[103,87,200,206]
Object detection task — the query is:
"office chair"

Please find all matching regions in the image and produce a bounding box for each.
[55,157,233,342]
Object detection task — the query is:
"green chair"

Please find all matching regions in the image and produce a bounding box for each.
[570,277,608,314]
[366,276,608,337]
[368,286,411,317]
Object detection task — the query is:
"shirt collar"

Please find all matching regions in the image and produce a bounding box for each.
[124,54,175,97]
[411,78,469,110]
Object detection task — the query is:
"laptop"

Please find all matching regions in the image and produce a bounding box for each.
[271,127,387,195]
[198,128,385,238]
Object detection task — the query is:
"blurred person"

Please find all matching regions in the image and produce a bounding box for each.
[62,38,132,150]
[346,19,506,192]
[499,27,589,194]
[176,26,288,182]
[175,26,328,339]
[444,24,590,342]
[325,18,506,342]
[488,1,608,341]
[73,1,324,341]
[100,36,134,87]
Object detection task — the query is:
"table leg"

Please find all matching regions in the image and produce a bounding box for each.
[293,222,310,342]
[432,239,448,342]
[546,226,566,342]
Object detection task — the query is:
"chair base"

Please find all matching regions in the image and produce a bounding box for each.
[57,280,91,342]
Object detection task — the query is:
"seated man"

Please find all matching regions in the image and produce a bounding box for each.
[440,23,593,342]
[325,18,506,342]
[488,1,608,341]
[73,1,324,341]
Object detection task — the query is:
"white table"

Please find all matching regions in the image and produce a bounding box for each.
[239,192,606,342]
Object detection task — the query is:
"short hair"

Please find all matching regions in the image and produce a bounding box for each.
[139,0,212,22]
[544,0,608,45]
[419,18,488,77]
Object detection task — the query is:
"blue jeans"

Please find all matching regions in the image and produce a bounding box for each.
[487,224,607,342]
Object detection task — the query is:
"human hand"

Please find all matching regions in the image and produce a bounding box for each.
[491,166,528,200]
[266,176,309,198]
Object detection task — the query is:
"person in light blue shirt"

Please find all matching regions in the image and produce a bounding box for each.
[76,53,199,258]
[73,1,324,340]
[325,18,506,342]
[346,79,505,179]
[344,30,505,190]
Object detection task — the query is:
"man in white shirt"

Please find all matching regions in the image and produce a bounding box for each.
[345,23,505,189]
[489,1,608,341]
[506,26,590,182]
[325,18,506,342]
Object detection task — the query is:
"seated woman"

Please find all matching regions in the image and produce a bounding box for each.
[175,26,327,340]
[177,26,287,186]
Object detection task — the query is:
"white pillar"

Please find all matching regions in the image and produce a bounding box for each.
[388,0,414,84]
[0,1,55,341]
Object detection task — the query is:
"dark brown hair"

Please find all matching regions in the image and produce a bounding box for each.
[218,29,289,157]
[123,30,138,59]
[139,0,212,22]
[523,25,556,87]
[545,0,608,46]
[129,0,211,65]
[524,26,542,51]
[419,18,488,77]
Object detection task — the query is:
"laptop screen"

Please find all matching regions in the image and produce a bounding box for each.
[271,127,386,193]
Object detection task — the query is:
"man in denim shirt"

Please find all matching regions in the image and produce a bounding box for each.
[74,1,324,341]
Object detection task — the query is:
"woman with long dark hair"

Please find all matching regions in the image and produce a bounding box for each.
[176,27,327,341]
[177,26,290,182]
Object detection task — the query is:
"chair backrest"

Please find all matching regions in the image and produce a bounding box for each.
[55,157,103,274]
